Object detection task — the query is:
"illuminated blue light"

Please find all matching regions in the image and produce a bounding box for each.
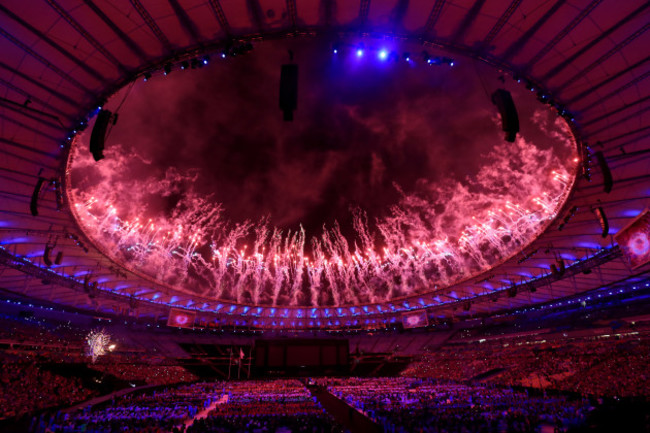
[378,49,388,60]
[333,49,338,54]
[356,49,364,57]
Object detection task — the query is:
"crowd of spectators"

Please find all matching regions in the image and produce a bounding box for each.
[403,330,650,398]
[33,379,345,433]
[0,314,199,422]
[0,355,96,420]
[187,380,345,433]
[327,377,590,433]
[44,382,222,433]
[91,356,198,385]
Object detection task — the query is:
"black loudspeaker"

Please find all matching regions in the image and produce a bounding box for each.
[551,258,566,279]
[30,176,46,216]
[43,244,53,267]
[595,151,613,193]
[279,64,298,121]
[89,110,112,161]
[491,89,519,142]
[54,251,63,265]
[594,207,609,238]
[54,178,64,210]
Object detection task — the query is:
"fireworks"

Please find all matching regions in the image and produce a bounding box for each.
[67,54,577,308]
[69,136,574,307]
[86,329,113,363]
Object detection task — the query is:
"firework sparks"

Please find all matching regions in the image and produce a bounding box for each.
[70,133,573,307]
[86,329,113,363]
[67,44,576,308]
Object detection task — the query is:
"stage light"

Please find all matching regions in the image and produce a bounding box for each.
[143,72,151,81]
[221,52,226,58]
[450,61,454,66]
[203,55,209,65]
[356,48,363,57]
[378,49,388,60]
[180,61,189,70]
[403,52,410,61]
[163,63,172,75]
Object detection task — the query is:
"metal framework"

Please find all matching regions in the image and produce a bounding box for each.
[0,0,647,330]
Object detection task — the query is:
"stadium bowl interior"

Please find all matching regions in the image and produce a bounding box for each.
[0,0,649,332]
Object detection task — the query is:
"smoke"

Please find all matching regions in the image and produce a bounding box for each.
[69,39,576,306]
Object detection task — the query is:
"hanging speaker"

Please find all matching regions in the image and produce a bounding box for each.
[43,244,53,267]
[54,178,64,210]
[89,110,112,161]
[551,264,560,278]
[594,151,613,193]
[54,251,63,265]
[30,177,46,216]
[491,89,519,142]
[594,207,609,238]
[279,64,298,121]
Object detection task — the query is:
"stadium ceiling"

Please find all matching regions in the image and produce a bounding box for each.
[0,0,648,330]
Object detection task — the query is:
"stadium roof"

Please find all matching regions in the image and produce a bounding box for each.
[0,0,648,329]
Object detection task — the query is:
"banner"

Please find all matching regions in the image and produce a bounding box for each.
[402,310,429,329]
[167,308,196,328]
[615,209,650,269]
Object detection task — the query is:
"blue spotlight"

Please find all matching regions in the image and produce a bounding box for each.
[378,49,388,60]
[356,48,364,57]
[333,49,338,54]
[450,61,455,66]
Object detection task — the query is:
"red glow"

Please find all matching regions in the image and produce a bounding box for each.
[68,42,577,307]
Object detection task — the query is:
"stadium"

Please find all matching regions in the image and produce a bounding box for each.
[1,0,649,431]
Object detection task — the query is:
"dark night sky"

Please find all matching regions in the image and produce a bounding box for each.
[74,37,574,243]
